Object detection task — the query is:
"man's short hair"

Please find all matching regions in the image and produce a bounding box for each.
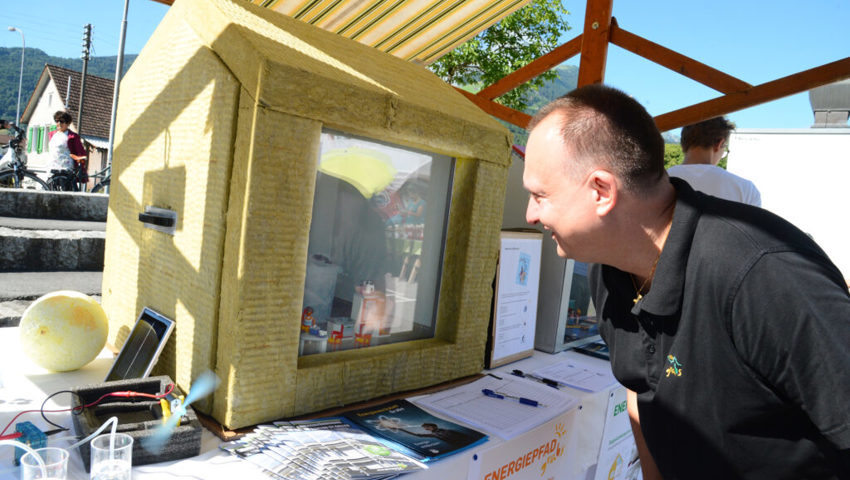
[680,117,735,151]
[528,84,665,193]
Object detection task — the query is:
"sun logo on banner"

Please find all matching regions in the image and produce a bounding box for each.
[539,422,568,477]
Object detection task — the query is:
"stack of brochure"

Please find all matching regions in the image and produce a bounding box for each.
[221,400,488,479]
[220,418,427,479]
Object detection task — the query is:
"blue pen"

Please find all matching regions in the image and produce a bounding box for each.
[482,388,544,407]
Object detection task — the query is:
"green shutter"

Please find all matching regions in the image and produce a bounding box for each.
[27,127,33,152]
[35,127,43,154]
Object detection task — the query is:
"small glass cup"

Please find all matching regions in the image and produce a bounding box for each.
[21,447,69,480]
[90,433,133,480]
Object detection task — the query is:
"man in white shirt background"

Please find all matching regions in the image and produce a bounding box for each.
[667,116,761,207]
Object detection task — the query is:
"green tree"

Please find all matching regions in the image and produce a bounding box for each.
[665,143,730,170]
[664,143,683,169]
[429,0,571,112]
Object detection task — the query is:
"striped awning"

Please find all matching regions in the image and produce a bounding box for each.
[247,0,533,65]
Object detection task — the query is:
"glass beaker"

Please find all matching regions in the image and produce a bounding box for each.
[90,433,133,480]
[21,447,69,480]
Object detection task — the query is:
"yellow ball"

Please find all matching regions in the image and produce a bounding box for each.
[19,291,108,372]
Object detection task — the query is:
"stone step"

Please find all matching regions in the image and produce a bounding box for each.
[0,299,31,327]
[0,187,108,222]
[0,216,106,232]
[0,271,103,327]
[0,225,105,272]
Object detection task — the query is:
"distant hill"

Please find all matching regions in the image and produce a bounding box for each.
[0,47,136,123]
[502,64,579,146]
[494,64,680,146]
[662,131,681,144]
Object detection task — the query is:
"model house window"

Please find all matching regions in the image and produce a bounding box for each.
[299,130,454,356]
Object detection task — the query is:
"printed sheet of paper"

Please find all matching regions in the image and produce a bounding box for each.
[490,231,542,366]
[532,352,618,393]
[411,375,579,439]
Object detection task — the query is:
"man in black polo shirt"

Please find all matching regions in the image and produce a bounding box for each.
[522,84,850,479]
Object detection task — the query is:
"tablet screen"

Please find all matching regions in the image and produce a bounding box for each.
[104,308,175,382]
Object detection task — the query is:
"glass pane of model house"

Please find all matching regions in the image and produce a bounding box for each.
[299,130,453,355]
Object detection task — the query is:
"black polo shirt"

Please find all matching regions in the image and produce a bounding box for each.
[590,178,850,480]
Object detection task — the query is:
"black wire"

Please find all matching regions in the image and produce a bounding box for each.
[40,390,85,434]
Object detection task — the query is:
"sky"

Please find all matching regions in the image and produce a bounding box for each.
[2,1,169,60]
[2,0,848,131]
[559,0,850,131]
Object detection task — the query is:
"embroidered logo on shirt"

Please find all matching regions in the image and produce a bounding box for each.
[665,355,683,377]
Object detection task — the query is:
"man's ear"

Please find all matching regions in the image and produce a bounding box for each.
[589,169,617,216]
[713,139,725,153]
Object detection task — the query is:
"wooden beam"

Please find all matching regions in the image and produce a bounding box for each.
[610,24,751,94]
[577,0,613,86]
[477,35,583,101]
[455,88,531,129]
[149,0,173,5]
[654,57,850,131]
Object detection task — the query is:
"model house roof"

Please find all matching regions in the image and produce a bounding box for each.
[21,64,114,140]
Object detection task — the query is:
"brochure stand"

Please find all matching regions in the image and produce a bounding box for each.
[486,230,543,368]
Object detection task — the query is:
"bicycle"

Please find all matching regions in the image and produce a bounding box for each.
[89,165,110,194]
[47,166,87,192]
[46,162,110,194]
[0,125,49,190]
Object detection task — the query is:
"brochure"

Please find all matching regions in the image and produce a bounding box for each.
[220,418,427,480]
[573,339,610,361]
[342,399,488,461]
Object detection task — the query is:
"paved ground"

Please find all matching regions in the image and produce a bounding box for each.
[0,271,102,326]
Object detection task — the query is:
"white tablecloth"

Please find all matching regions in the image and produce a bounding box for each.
[0,326,614,480]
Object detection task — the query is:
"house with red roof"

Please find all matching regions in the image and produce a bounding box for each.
[20,64,114,187]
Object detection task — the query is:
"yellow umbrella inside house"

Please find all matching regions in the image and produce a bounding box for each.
[318,146,397,199]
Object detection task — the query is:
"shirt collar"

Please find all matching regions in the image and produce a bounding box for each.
[629,177,702,316]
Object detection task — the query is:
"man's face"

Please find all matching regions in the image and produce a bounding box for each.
[523,114,596,260]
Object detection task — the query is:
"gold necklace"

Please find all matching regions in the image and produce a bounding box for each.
[631,251,661,304]
[630,200,676,304]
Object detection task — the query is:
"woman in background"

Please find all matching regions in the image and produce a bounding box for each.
[48,111,87,190]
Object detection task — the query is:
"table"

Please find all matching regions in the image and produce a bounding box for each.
[0,326,619,480]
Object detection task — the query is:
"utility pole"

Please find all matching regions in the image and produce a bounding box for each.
[107,0,130,180]
[78,23,92,134]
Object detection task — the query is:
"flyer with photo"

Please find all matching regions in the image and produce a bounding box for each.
[343,399,488,461]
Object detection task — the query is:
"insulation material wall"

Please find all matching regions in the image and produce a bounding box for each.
[101,5,240,405]
[102,0,511,429]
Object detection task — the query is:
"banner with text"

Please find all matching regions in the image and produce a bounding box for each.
[593,386,641,480]
[468,408,579,480]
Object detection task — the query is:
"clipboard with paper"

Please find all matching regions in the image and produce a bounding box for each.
[410,374,579,440]
[487,230,543,368]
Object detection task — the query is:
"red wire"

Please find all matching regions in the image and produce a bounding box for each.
[0,383,176,437]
